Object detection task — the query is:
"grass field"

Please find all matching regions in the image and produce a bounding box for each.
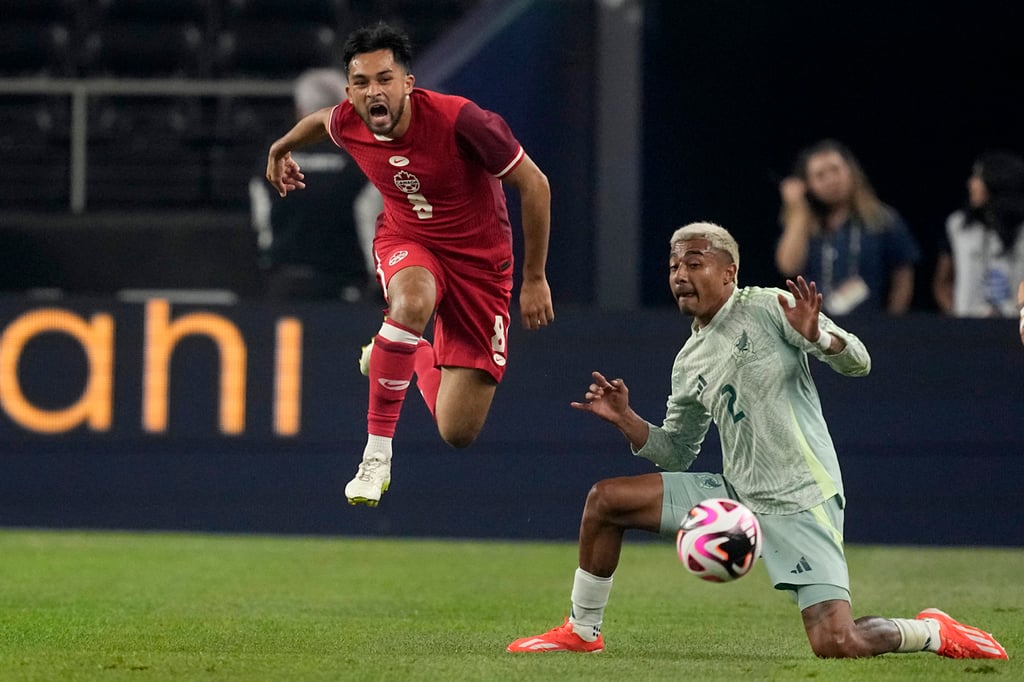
[0,530,1020,681]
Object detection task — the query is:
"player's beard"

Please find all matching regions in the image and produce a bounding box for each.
[366,95,407,137]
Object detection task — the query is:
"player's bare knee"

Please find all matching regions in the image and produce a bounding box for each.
[434,403,488,448]
[437,423,481,449]
[583,480,617,521]
[387,295,434,330]
[441,432,477,449]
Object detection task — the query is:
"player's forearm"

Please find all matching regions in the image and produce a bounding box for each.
[520,225,549,281]
[518,183,551,282]
[821,327,871,376]
[269,108,331,158]
[612,408,650,451]
[504,154,550,280]
[816,330,846,355]
[632,421,701,472]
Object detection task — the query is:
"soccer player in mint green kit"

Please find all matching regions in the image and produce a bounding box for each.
[508,222,1007,660]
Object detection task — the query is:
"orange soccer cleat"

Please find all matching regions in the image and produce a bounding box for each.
[917,608,1008,660]
[506,618,604,653]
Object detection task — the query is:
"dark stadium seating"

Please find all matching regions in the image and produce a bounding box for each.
[223,0,343,24]
[85,96,208,208]
[208,95,295,207]
[0,1,480,212]
[0,0,75,18]
[92,0,210,23]
[213,22,339,79]
[79,23,207,78]
[0,0,479,82]
[0,96,70,208]
[0,22,73,77]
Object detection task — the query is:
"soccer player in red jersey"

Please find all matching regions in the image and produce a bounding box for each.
[265,23,553,506]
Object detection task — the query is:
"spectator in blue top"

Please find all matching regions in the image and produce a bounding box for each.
[776,139,920,315]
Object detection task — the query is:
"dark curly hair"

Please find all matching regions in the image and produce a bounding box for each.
[342,22,413,75]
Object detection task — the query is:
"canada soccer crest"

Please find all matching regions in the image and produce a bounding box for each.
[393,170,420,194]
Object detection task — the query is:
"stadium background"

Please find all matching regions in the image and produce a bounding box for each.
[0,0,1022,546]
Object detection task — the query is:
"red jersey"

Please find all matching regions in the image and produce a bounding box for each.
[328,88,525,269]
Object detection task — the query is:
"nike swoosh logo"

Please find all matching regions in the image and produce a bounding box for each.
[378,379,411,391]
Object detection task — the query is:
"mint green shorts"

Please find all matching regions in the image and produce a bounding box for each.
[660,473,850,610]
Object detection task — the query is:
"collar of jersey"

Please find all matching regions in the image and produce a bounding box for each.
[690,286,739,335]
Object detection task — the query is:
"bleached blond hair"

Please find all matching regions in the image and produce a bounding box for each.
[669,221,740,272]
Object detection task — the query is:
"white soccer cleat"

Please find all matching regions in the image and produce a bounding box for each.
[358,338,373,377]
[344,453,391,507]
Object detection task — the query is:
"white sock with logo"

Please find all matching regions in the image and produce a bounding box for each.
[891,618,940,652]
[568,568,613,642]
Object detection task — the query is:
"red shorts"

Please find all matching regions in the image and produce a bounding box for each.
[374,236,513,382]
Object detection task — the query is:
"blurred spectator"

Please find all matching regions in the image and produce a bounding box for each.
[1018,279,1024,346]
[933,151,1024,318]
[249,68,380,301]
[776,139,920,315]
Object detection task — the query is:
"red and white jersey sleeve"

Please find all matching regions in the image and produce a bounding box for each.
[452,100,524,178]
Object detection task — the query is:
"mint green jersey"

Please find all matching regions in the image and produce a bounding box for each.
[634,286,871,515]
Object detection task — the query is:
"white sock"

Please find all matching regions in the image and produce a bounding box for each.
[568,568,613,642]
[363,435,392,461]
[891,618,940,652]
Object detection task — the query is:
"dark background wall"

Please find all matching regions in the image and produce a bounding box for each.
[641,0,1024,307]
[0,297,1020,546]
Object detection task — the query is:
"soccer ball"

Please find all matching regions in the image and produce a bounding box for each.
[675,498,762,583]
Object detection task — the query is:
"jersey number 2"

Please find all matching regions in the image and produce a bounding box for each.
[720,384,746,423]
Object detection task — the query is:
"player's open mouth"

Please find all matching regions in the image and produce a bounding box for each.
[369,103,389,123]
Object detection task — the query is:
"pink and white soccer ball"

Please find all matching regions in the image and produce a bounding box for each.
[675,498,763,583]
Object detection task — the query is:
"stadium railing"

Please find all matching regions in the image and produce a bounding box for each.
[0,76,294,213]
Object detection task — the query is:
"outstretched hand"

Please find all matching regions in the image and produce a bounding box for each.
[266,150,306,198]
[570,371,630,424]
[777,276,822,342]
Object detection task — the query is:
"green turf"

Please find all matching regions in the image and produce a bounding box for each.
[0,529,1020,681]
